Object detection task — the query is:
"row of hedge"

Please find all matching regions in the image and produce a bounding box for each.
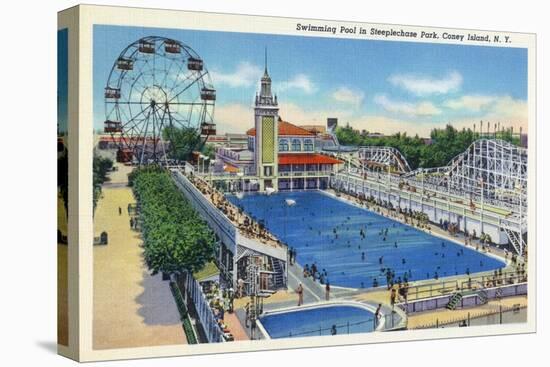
[131,165,216,277]
[169,281,198,344]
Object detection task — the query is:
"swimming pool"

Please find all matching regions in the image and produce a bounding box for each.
[258,303,377,339]
[228,191,505,288]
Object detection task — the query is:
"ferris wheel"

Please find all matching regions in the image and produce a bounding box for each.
[104,36,216,165]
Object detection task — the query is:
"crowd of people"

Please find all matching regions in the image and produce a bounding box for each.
[189,174,281,247]
[187,172,528,328]
[202,281,236,341]
[302,263,330,285]
[389,281,411,306]
[339,187,524,266]
[340,190,433,233]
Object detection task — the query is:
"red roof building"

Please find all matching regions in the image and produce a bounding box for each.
[213,65,341,191]
[246,119,316,137]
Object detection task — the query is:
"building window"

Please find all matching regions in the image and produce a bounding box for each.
[291,138,301,151]
[279,139,289,152]
[304,139,314,151]
[248,136,254,151]
[264,166,273,177]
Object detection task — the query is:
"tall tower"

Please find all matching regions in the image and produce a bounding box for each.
[254,48,279,192]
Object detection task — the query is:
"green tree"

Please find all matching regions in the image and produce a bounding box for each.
[163,126,202,161]
[92,155,113,211]
[335,123,519,170]
[202,143,216,160]
[132,166,216,276]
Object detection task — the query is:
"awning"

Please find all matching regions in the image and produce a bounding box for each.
[223,163,240,173]
[278,153,343,165]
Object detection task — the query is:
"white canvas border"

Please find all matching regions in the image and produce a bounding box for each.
[63,4,536,362]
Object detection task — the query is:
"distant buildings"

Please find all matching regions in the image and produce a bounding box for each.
[206,133,248,148]
[214,58,342,192]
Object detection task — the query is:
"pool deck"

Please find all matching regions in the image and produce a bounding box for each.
[407,295,528,329]
[231,259,407,340]
[227,188,527,338]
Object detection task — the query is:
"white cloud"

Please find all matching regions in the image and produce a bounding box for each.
[278,74,316,94]
[210,63,315,95]
[278,102,354,124]
[443,95,497,112]
[441,95,528,132]
[213,103,254,134]
[374,94,441,117]
[478,96,528,132]
[213,102,353,134]
[331,87,365,107]
[210,62,262,88]
[389,71,463,96]
[212,94,528,138]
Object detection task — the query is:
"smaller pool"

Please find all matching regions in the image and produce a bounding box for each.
[258,303,377,339]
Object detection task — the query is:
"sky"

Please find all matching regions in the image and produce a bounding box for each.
[93,24,528,138]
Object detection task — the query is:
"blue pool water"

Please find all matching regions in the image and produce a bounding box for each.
[260,305,375,338]
[228,191,505,288]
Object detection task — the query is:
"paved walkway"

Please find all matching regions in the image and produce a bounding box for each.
[93,170,186,349]
[222,312,249,341]
[407,295,528,329]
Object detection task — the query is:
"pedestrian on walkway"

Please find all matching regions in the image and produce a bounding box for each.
[244,302,250,327]
[250,318,257,339]
[325,282,330,301]
[296,283,304,306]
[237,278,244,298]
[219,304,225,321]
[390,287,397,309]
[118,206,122,215]
[374,303,382,328]
[228,288,234,313]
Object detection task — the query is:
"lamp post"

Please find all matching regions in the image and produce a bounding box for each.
[445,170,451,223]
[420,168,424,214]
[207,158,216,184]
[198,154,205,174]
[284,198,296,284]
[249,179,258,194]
[284,198,296,239]
[479,177,484,235]
[387,164,391,210]
[203,155,209,174]
[237,171,244,195]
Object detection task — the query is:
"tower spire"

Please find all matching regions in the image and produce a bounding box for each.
[264,46,268,75]
[258,46,274,104]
